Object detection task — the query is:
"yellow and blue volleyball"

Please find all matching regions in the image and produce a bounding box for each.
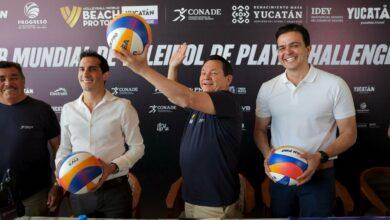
[268,146,308,186]
[106,12,152,54]
[57,151,103,194]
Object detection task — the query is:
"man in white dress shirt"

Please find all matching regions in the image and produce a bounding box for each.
[55,50,145,218]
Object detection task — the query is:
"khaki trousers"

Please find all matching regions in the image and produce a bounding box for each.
[185,201,242,218]
[22,188,49,216]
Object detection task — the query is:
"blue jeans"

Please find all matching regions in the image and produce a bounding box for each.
[270,168,335,217]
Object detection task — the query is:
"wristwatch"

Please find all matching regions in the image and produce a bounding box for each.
[318,151,329,163]
[110,162,120,174]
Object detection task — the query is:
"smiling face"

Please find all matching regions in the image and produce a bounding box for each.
[277,31,311,73]
[0,67,26,105]
[78,56,108,93]
[199,60,232,92]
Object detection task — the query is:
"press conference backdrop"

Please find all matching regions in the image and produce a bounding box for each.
[1,0,389,217]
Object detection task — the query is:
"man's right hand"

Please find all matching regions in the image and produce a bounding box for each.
[264,149,274,181]
[113,45,150,75]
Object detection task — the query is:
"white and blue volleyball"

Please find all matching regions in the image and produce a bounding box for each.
[106,12,152,54]
[268,146,308,186]
[57,151,103,194]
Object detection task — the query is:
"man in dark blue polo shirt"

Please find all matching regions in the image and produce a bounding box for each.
[114,43,242,218]
[0,61,61,216]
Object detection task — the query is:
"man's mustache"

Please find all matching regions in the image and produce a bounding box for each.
[1,86,18,92]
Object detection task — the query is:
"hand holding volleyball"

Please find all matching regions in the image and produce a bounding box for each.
[267,146,308,186]
[295,150,323,185]
[263,149,274,180]
[113,45,151,75]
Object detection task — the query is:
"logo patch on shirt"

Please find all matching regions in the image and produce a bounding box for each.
[198,118,205,123]
[20,125,34,130]
[156,122,169,132]
[189,114,196,124]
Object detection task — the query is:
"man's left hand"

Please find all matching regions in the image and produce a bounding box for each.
[296,152,321,186]
[90,159,117,192]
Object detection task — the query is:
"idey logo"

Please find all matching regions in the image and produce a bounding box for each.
[173,8,187,22]
[60,6,82,28]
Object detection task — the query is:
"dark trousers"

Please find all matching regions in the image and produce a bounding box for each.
[270,168,335,217]
[70,176,132,218]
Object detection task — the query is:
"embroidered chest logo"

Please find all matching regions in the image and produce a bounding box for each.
[20,125,34,130]
[189,114,196,124]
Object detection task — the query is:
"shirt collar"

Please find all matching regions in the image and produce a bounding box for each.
[302,65,318,83]
[281,71,289,84]
[281,65,318,84]
[77,89,117,106]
